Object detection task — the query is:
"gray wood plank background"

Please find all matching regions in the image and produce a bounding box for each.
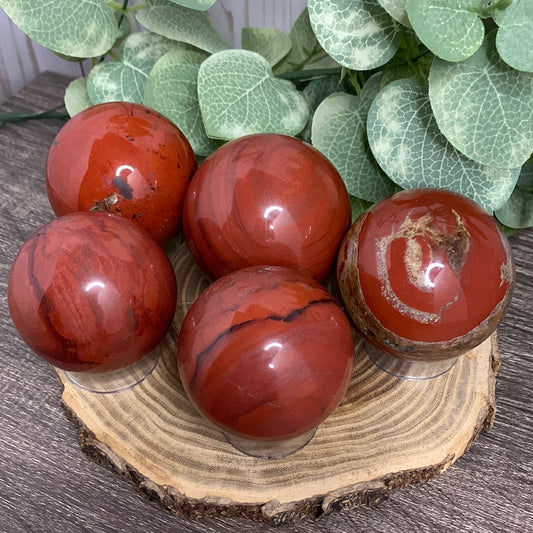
[0,73,532,533]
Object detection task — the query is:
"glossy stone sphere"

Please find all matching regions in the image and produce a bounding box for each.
[7,212,177,373]
[337,188,515,361]
[178,266,354,442]
[183,133,351,282]
[46,101,197,244]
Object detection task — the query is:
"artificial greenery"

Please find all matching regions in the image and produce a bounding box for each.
[1,0,532,228]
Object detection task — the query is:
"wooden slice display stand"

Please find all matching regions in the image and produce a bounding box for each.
[56,237,500,526]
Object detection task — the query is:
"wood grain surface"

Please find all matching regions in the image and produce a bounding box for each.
[0,73,532,533]
[56,236,500,525]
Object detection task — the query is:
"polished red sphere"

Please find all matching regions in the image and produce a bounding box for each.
[178,266,354,441]
[337,188,514,361]
[46,102,197,244]
[8,212,177,373]
[183,133,351,282]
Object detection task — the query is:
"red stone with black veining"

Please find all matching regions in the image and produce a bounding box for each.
[45,102,197,244]
[7,212,177,373]
[183,133,351,282]
[337,188,515,361]
[177,266,354,441]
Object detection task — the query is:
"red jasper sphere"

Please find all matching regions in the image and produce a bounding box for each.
[183,133,351,282]
[45,102,197,244]
[177,266,354,442]
[337,188,515,361]
[7,212,177,373]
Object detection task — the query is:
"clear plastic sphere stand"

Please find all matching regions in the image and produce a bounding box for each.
[224,428,317,459]
[365,343,458,381]
[65,347,161,394]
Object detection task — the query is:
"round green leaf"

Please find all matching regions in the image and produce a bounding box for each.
[64,77,93,117]
[87,32,184,104]
[300,74,343,142]
[144,49,217,157]
[303,75,344,112]
[241,28,292,67]
[495,158,533,228]
[52,8,131,61]
[274,8,340,74]
[136,0,229,54]
[167,0,217,10]
[307,0,402,71]
[197,49,309,140]
[377,0,410,27]
[311,75,398,203]
[494,0,533,72]
[1,0,119,57]
[367,78,520,212]
[429,30,533,169]
[406,0,485,62]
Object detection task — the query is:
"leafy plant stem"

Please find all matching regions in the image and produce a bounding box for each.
[278,48,433,88]
[108,1,146,14]
[109,0,127,12]
[292,43,330,71]
[473,0,512,19]
[381,49,432,72]
[0,105,68,128]
[116,0,129,29]
[107,50,121,61]
[277,67,342,81]
[347,70,367,95]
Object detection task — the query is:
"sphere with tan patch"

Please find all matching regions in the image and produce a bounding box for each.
[336,188,515,361]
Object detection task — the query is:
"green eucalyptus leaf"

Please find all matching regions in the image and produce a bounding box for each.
[64,77,93,117]
[87,32,184,104]
[241,28,292,67]
[0,0,119,57]
[136,0,229,54]
[307,0,402,71]
[300,74,343,142]
[197,49,309,140]
[377,0,410,27]
[359,71,385,105]
[367,78,520,212]
[495,158,533,228]
[493,0,533,72]
[111,11,134,50]
[144,48,217,157]
[429,30,533,169]
[167,0,217,10]
[311,74,398,203]
[349,194,373,221]
[274,8,340,74]
[406,0,485,62]
[303,74,344,111]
